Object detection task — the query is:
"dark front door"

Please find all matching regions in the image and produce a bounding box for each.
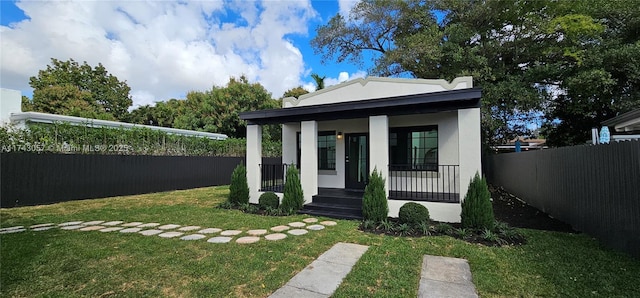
[345,133,369,190]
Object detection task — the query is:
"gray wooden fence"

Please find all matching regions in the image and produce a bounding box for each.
[0,153,281,208]
[484,140,640,258]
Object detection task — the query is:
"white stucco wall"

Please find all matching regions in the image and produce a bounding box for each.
[300,121,318,203]
[246,125,262,204]
[283,77,473,108]
[1,88,22,127]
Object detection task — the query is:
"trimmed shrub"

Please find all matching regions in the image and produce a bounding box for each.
[398,202,430,227]
[461,172,495,229]
[228,164,249,205]
[362,168,388,222]
[259,192,280,209]
[280,166,304,212]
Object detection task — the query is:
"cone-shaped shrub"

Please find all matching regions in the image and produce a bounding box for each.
[228,164,249,205]
[461,172,495,229]
[280,166,304,212]
[362,168,388,222]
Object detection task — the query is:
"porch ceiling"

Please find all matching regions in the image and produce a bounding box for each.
[240,88,482,125]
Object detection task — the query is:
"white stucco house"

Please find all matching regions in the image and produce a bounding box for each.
[239,77,482,223]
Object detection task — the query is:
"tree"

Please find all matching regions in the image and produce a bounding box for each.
[228,164,249,205]
[461,172,494,230]
[128,99,182,127]
[362,168,388,222]
[28,58,132,121]
[282,86,310,98]
[280,165,304,213]
[310,73,326,91]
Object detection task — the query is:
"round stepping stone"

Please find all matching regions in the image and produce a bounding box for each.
[82,221,105,226]
[198,228,222,234]
[158,231,183,238]
[158,224,181,230]
[265,233,287,241]
[236,236,260,244]
[139,229,162,236]
[287,229,308,236]
[100,227,123,232]
[306,224,325,231]
[320,221,337,226]
[0,226,24,231]
[271,225,290,232]
[247,229,268,236]
[207,236,232,243]
[288,222,306,228]
[122,222,144,227]
[137,223,160,228]
[303,218,318,223]
[180,234,206,240]
[102,221,124,226]
[30,223,54,229]
[220,230,242,236]
[79,225,105,231]
[178,226,201,231]
[59,221,83,226]
[32,226,55,231]
[60,225,83,230]
[120,228,142,233]
[0,228,26,234]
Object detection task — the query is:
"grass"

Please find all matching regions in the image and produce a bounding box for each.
[1,186,639,297]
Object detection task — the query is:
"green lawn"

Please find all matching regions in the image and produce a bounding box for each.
[1,186,638,297]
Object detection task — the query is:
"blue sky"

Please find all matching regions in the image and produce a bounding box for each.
[0,0,374,107]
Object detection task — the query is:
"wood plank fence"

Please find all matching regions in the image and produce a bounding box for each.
[484,140,640,258]
[0,153,280,208]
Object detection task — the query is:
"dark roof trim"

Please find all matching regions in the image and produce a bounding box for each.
[240,88,482,125]
[601,108,640,126]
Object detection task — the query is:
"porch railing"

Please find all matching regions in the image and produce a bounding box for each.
[259,163,291,193]
[388,164,460,203]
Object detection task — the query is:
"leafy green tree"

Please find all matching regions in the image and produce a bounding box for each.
[128,99,182,127]
[310,73,326,91]
[28,58,132,121]
[282,86,310,98]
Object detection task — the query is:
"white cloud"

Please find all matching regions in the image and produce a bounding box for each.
[324,70,367,87]
[0,0,317,108]
[338,0,359,20]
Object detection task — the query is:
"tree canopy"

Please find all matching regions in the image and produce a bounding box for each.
[311,0,640,146]
[283,86,310,99]
[27,58,132,121]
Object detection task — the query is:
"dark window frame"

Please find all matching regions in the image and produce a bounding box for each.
[389,125,438,171]
[296,130,337,171]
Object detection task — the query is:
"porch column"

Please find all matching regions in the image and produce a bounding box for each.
[458,107,482,202]
[246,124,262,204]
[300,120,318,203]
[282,123,298,165]
[369,115,390,197]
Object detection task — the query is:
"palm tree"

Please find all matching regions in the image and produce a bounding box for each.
[311,73,326,91]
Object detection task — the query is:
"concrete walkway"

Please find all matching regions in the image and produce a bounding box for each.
[269,242,369,298]
[418,255,478,298]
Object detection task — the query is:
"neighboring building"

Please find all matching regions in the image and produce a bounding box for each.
[0,88,227,140]
[493,138,547,153]
[240,77,482,223]
[601,108,640,142]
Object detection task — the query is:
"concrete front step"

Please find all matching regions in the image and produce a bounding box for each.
[299,203,363,220]
[311,195,363,207]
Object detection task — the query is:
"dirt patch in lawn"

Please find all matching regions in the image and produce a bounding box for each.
[490,184,576,233]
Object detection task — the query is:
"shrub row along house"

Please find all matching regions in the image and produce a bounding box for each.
[240,77,481,222]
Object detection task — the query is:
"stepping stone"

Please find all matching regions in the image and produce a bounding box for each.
[0,228,26,234]
[307,225,325,231]
[82,221,105,226]
[32,226,55,231]
[288,222,306,228]
[139,229,163,236]
[418,255,478,298]
[180,234,207,240]
[236,236,260,244]
[288,229,308,236]
[207,236,232,243]
[271,225,290,232]
[178,226,201,231]
[0,226,24,231]
[120,228,142,233]
[265,233,287,241]
[100,227,123,232]
[122,222,144,227]
[303,218,318,223]
[79,225,105,231]
[198,228,222,234]
[60,225,83,230]
[30,223,54,229]
[158,232,183,238]
[247,229,268,236]
[158,224,181,230]
[102,221,124,226]
[220,230,242,236]
[59,221,83,226]
[138,223,160,228]
[320,221,337,226]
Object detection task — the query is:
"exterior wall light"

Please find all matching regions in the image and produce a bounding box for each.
[337,131,343,140]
